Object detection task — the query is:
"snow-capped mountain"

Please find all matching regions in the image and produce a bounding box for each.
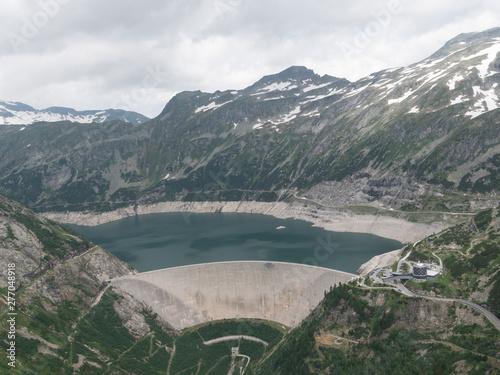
[171,28,499,135]
[0,28,499,212]
[0,101,149,125]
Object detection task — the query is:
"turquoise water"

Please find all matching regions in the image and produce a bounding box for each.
[69,212,403,274]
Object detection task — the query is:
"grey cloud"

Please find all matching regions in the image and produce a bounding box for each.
[1,0,499,117]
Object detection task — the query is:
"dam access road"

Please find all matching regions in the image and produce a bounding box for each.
[111,261,356,330]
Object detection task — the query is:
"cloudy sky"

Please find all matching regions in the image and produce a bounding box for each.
[1,0,499,118]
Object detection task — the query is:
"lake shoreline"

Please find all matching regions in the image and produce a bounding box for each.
[41,201,447,243]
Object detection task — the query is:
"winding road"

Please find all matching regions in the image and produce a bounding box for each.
[359,239,500,332]
[396,281,500,331]
[203,335,269,347]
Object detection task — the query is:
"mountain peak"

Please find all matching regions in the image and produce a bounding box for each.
[257,66,318,84]
[429,27,500,59]
[277,66,317,79]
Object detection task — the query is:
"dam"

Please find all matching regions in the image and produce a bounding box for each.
[111,261,357,330]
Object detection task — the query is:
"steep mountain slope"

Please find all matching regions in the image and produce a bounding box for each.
[0,101,149,125]
[0,28,499,213]
[0,195,178,374]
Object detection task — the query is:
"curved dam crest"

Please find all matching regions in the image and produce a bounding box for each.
[111,261,357,330]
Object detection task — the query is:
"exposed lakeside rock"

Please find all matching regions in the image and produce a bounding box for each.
[42,201,447,243]
[357,248,404,276]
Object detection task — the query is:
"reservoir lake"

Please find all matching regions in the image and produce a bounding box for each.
[69,212,403,274]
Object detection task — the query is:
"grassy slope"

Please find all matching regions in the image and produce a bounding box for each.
[256,284,499,375]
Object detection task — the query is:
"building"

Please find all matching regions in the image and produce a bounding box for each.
[412,263,427,279]
[381,261,441,283]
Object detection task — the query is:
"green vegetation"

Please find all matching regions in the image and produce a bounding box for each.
[6,223,16,240]
[170,333,236,374]
[431,222,474,247]
[474,208,493,231]
[400,192,475,213]
[75,292,136,357]
[168,320,283,374]
[488,271,500,317]
[256,284,499,374]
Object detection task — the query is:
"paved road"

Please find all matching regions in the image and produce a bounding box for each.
[396,281,500,331]
[431,251,443,268]
[292,194,475,216]
[397,244,413,273]
[203,335,269,347]
[360,241,500,331]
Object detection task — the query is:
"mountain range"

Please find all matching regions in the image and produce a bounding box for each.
[0,28,499,213]
[0,101,149,126]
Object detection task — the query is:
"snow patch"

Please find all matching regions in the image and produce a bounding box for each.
[254,81,297,94]
[269,106,301,125]
[408,106,419,114]
[465,85,499,118]
[302,82,333,93]
[447,73,464,90]
[417,69,450,87]
[450,95,469,105]
[344,84,370,98]
[195,100,232,113]
[300,88,345,104]
[253,119,264,130]
[461,41,500,80]
[263,96,285,101]
[388,89,414,105]
[301,109,320,117]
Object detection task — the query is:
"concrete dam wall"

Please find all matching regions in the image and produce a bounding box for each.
[111,261,357,330]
